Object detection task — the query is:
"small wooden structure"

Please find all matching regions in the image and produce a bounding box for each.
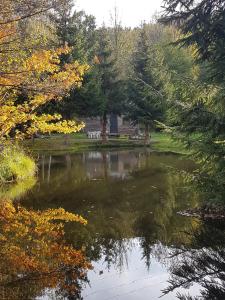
[82,114,138,137]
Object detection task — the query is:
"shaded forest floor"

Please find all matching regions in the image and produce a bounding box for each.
[23,132,188,155]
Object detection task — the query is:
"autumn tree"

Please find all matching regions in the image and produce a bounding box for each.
[0,0,88,142]
[109,8,139,82]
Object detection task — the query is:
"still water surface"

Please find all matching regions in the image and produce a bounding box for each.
[21,149,225,300]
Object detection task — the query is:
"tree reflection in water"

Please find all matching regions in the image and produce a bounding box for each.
[18,150,225,299]
[163,220,225,300]
[0,201,91,300]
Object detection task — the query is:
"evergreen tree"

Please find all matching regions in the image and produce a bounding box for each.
[160,1,225,208]
[52,1,97,63]
[43,6,97,119]
[94,27,124,142]
[52,0,74,47]
[69,63,104,118]
[161,0,225,83]
[62,25,125,140]
[127,24,165,144]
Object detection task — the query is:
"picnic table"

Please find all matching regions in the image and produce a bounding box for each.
[87,131,101,139]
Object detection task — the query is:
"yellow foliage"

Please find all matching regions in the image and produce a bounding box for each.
[0,4,88,141]
[0,201,91,298]
[0,2,91,298]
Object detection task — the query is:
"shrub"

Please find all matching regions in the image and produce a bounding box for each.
[0,146,36,183]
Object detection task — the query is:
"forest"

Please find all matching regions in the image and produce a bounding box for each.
[0,0,225,299]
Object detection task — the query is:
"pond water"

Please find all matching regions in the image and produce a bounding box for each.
[20,149,225,300]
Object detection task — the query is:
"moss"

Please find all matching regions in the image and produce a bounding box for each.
[0,146,36,183]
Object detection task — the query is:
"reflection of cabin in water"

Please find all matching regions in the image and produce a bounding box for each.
[82,114,138,136]
[83,151,141,179]
[39,150,145,183]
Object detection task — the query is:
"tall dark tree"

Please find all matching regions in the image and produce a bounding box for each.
[161,0,225,83]
[50,64,103,119]
[95,27,123,142]
[52,2,97,64]
[43,6,97,119]
[52,0,74,47]
[127,24,165,144]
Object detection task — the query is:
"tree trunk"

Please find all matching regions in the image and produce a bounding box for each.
[144,124,150,145]
[101,112,107,143]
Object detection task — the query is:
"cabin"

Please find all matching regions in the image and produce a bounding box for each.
[82,114,138,137]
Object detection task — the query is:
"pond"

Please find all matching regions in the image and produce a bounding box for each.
[19,149,225,300]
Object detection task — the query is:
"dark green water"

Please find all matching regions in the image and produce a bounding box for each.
[20,149,225,300]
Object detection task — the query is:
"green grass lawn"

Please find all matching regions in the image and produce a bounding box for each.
[23,132,189,155]
[150,132,189,154]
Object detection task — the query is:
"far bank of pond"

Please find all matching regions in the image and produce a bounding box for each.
[23,132,188,155]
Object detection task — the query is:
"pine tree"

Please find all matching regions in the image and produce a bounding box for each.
[160,1,225,208]
[127,24,165,144]
[95,27,123,142]
[42,6,97,119]
[161,0,225,83]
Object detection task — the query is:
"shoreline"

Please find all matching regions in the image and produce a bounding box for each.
[23,132,189,156]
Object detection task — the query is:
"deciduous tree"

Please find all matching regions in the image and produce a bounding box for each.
[0,0,88,142]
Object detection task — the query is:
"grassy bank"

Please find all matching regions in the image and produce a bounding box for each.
[150,132,189,154]
[24,132,188,155]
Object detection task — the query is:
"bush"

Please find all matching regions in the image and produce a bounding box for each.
[0,146,36,183]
